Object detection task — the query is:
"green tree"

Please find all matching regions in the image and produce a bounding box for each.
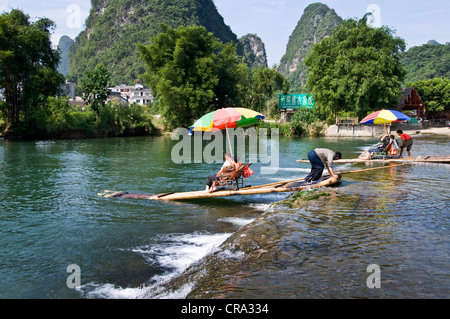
[138,24,222,129]
[138,24,219,129]
[250,67,290,113]
[213,42,250,108]
[305,15,406,119]
[138,24,290,129]
[0,9,64,134]
[408,78,450,113]
[400,44,450,83]
[80,62,111,118]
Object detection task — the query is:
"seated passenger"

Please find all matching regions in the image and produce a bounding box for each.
[367,134,390,153]
[205,152,237,193]
[383,135,399,157]
[359,134,390,160]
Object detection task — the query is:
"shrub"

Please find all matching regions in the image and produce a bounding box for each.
[96,101,155,137]
[291,109,320,135]
[257,121,296,136]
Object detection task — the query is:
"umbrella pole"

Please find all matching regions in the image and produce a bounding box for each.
[225,123,233,157]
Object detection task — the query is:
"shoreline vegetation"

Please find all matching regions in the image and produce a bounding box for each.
[1,10,449,141]
[1,110,449,140]
[0,98,156,140]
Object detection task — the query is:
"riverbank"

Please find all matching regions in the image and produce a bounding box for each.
[403,126,450,137]
[0,100,157,140]
[324,124,450,138]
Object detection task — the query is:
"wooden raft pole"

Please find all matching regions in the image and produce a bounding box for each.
[242,177,306,191]
[228,164,402,193]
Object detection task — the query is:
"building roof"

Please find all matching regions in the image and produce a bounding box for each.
[396,87,426,114]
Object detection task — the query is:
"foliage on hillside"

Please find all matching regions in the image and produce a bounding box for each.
[138,24,289,130]
[68,0,240,85]
[57,35,74,76]
[239,34,268,70]
[305,15,406,120]
[400,43,450,83]
[278,2,342,92]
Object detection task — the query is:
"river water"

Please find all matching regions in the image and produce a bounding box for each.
[0,133,448,299]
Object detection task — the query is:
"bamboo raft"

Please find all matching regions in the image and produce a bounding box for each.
[297,155,450,164]
[98,165,404,201]
[98,176,340,201]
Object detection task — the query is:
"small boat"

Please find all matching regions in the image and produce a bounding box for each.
[98,176,340,201]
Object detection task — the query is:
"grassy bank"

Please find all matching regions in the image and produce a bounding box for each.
[257,120,327,137]
[1,98,156,139]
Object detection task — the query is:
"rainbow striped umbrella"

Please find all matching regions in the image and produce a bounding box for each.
[189,107,265,134]
[360,109,410,125]
[189,107,265,156]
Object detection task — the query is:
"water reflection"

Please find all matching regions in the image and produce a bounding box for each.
[181,149,449,298]
[0,135,448,299]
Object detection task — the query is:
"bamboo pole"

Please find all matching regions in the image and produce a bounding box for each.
[151,176,340,201]
[241,177,306,191]
[337,163,405,175]
[245,163,404,191]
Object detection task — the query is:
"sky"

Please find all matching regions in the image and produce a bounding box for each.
[1,0,449,67]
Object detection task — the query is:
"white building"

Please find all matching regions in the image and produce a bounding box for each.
[108,83,153,106]
[129,83,154,105]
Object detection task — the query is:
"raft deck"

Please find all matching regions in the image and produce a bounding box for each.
[297,155,450,164]
[98,176,340,201]
[99,164,407,201]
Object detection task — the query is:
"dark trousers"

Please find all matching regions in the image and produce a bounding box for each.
[304,150,324,182]
[206,175,218,188]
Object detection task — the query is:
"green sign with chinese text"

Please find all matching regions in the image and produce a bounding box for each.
[279,94,314,109]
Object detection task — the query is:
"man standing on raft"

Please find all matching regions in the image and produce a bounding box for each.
[305,148,342,183]
[396,130,413,157]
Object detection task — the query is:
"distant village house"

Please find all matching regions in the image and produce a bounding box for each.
[108,83,154,106]
[60,81,154,107]
[396,87,426,121]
